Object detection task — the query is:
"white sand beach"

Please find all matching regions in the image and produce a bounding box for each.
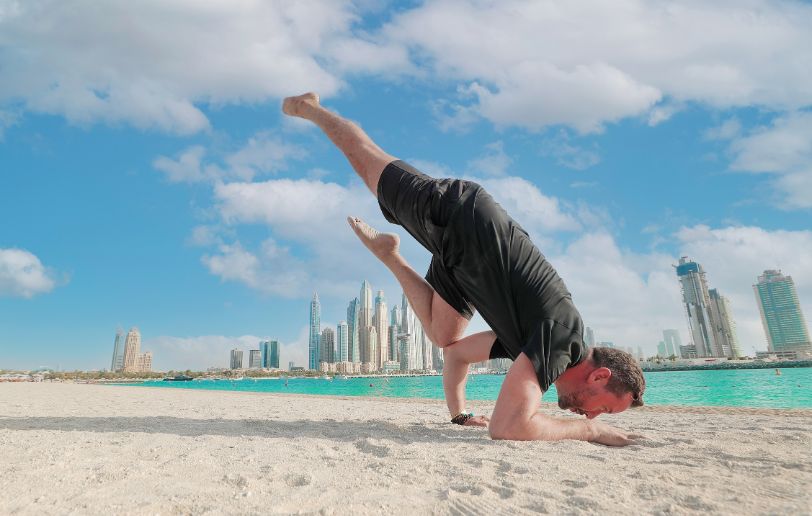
[1,383,810,515]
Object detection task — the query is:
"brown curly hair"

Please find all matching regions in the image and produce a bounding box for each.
[591,347,645,407]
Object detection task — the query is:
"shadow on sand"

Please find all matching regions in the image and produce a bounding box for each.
[0,416,493,445]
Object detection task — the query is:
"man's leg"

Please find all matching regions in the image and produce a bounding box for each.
[282,92,395,196]
[283,93,484,424]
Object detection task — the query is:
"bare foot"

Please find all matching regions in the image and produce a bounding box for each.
[282,92,320,118]
[347,216,399,261]
[463,415,490,428]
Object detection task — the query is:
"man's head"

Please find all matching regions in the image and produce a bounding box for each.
[556,347,645,419]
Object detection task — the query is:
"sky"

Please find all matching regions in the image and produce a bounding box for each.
[1,0,811,371]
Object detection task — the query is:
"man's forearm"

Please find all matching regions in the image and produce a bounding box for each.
[492,413,594,441]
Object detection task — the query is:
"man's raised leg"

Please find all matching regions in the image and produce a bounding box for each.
[282,93,396,196]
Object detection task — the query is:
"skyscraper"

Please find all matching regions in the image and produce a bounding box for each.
[122,327,141,372]
[709,289,741,357]
[358,281,374,366]
[584,327,596,348]
[249,349,261,369]
[320,327,335,364]
[230,349,244,369]
[260,341,270,368]
[346,298,360,363]
[662,329,682,357]
[309,292,321,370]
[110,329,125,372]
[675,257,732,357]
[389,305,401,362]
[754,270,812,355]
[269,340,279,369]
[337,321,349,363]
[261,340,280,369]
[374,290,389,369]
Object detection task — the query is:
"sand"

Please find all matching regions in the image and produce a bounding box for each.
[1,383,810,515]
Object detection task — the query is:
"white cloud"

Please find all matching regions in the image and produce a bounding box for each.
[209,177,420,298]
[0,0,355,133]
[475,176,582,235]
[466,141,512,177]
[0,248,59,298]
[381,0,812,131]
[539,130,601,170]
[727,111,812,209]
[550,232,685,355]
[4,1,812,135]
[143,328,309,371]
[154,133,306,184]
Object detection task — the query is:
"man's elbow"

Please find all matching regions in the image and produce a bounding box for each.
[488,421,531,441]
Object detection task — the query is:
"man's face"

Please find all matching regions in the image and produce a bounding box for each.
[557,384,634,419]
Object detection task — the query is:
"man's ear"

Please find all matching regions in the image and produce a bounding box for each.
[588,367,612,385]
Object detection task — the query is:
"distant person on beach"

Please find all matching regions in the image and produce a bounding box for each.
[283,93,645,446]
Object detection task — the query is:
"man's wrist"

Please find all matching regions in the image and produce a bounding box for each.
[583,419,598,441]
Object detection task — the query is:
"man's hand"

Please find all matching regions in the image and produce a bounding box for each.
[587,420,644,447]
[463,415,490,428]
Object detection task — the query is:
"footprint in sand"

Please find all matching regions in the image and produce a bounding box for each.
[284,473,312,487]
[354,438,391,458]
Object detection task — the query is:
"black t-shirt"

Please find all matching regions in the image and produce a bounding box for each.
[376,160,586,392]
[424,181,586,392]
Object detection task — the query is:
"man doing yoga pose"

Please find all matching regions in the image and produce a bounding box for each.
[283,93,645,446]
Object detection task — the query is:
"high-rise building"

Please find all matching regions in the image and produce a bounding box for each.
[373,290,389,369]
[337,321,349,363]
[260,340,280,369]
[754,270,812,355]
[260,341,270,368]
[675,257,735,357]
[662,330,682,357]
[346,298,360,363]
[309,293,321,370]
[122,327,141,372]
[584,327,596,348]
[136,352,152,372]
[320,327,335,364]
[709,289,741,357]
[230,349,244,369]
[249,349,261,369]
[269,340,279,369]
[358,281,374,365]
[657,341,667,357]
[388,324,400,364]
[110,329,125,372]
[360,326,377,370]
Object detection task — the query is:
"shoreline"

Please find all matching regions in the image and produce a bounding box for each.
[104,381,812,417]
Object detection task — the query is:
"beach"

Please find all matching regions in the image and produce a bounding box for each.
[1,383,810,515]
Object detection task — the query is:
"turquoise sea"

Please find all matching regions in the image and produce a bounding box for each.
[119,367,812,409]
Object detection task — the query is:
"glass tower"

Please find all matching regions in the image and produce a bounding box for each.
[309,293,321,370]
[754,270,811,354]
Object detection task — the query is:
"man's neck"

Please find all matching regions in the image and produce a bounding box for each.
[554,347,594,389]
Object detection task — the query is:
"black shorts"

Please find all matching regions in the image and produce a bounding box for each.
[377,160,478,320]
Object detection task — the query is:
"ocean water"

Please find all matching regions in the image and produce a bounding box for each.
[117,367,812,409]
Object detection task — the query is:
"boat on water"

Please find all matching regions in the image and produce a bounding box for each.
[163,375,194,382]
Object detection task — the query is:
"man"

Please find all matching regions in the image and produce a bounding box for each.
[283,93,645,446]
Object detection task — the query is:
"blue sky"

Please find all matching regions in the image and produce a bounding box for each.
[2,0,811,371]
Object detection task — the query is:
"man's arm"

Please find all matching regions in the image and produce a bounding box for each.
[489,353,641,446]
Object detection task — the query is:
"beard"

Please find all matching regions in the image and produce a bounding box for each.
[557,387,597,411]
